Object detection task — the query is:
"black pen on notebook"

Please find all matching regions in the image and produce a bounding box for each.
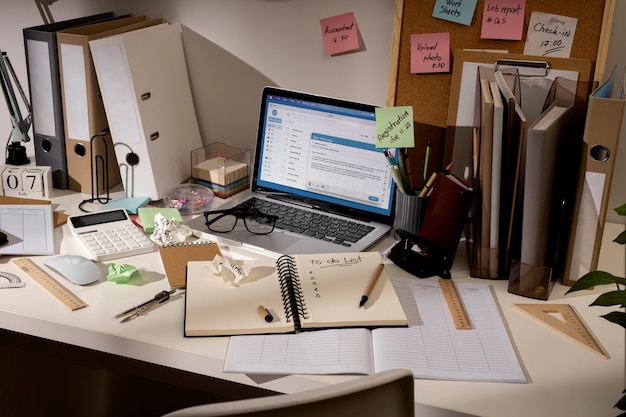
[359,263,385,307]
[257,305,274,322]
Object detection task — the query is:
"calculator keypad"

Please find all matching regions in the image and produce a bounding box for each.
[78,224,155,261]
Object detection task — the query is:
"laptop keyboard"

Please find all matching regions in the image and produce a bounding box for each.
[239,197,375,248]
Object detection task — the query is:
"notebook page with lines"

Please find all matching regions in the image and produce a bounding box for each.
[225,280,526,382]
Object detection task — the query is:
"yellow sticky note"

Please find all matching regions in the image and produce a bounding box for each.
[375,106,415,149]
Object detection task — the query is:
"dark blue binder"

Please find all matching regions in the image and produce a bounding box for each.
[22,12,116,189]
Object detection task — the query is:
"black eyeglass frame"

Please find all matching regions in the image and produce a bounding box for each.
[203,207,279,235]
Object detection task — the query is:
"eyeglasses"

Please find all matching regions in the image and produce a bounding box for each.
[203,207,278,235]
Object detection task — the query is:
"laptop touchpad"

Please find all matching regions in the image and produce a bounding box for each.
[233,230,301,253]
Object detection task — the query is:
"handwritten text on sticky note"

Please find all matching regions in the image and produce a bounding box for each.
[432,0,478,26]
[410,33,450,74]
[523,12,577,57]
[375,107,414,149]
[481,0,525,40]
[320,12,360,56]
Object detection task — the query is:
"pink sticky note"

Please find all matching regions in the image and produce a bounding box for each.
[410,33,450,74]
[481,0,526,40]
[320,12,360,56]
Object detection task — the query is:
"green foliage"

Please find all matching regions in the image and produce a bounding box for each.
[565,204,626,412]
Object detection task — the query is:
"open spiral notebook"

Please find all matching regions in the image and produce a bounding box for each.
[183,251,407,337]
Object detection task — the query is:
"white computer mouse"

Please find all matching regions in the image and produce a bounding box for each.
[44,254,102,286]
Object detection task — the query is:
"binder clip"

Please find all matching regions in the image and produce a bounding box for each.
[388,229,451,279]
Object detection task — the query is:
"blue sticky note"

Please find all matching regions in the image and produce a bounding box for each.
[432,0,478,26]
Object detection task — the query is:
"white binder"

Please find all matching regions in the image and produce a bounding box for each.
[89,23,203,201]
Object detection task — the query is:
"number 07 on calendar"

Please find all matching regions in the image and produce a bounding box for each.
[1,166,52,198]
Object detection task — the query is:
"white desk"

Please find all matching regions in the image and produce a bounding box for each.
[0,189,623,417]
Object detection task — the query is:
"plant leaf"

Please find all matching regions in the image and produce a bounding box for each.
[614,203,626,216]
[615,230,626,245]
[565,271,626,293]
[601,311,626,329]
[617,392,626,411]
[590,290,626,307]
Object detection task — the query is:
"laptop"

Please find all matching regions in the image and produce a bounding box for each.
[186,87,396,255]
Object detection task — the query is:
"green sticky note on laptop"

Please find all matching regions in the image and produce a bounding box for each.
[137,207,184,233]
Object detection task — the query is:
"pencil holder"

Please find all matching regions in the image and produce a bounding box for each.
[393,190,429,236]
[508,260,556,300]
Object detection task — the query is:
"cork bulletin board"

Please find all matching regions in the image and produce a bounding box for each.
[386,0,612,186]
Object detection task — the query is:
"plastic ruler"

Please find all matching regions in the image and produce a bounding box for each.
[11,258,87,311]
[438,279,473,329]
[513,303,607,359]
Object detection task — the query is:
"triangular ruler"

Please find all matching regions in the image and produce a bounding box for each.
[513,304,607,359]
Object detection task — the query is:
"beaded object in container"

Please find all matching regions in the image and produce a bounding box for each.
[163,184,214,215]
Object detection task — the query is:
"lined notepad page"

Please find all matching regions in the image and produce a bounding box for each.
[225,279,525,382]
[373,280,526,383]
[225,328,374,375]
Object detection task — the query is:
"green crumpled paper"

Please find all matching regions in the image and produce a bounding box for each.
[106,263,139,283]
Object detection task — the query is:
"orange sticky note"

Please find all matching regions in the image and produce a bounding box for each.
[410,33,450,74]
[481,0,526,40]
[320,12,360,56]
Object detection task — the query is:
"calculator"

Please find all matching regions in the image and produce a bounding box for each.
[67,208,156,261]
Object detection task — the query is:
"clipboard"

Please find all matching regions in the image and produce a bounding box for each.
[447,50,593,141]
[562,65,626,285]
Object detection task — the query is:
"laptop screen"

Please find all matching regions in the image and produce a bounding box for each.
[252,87,395,224]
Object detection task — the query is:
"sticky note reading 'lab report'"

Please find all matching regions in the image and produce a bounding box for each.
[432,0,478,26]
[320,12,360,56]
[410,32,450,74]
[481,0,526,40]
[375,107,414,149]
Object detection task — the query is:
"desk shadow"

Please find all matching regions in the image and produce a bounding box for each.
[244,373,290,385]
[181,26,278,152]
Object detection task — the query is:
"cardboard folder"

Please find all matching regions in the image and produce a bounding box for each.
[563,66,626,285]
[57,16,164,195]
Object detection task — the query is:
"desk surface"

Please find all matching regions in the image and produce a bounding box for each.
[0,189,623,417]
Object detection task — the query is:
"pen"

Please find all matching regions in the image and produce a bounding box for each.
[419,171,437,197]
[423,140,431,182]
[359,263,385,307]
[400,149,414,191]
[390,165,407,195]
[396,149,411,193]
[115,289,176,321]
[257,305,274,322]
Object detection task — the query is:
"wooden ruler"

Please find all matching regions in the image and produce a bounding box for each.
[11,258,87,311]
[513,303,607,359]
[439,279,473,329]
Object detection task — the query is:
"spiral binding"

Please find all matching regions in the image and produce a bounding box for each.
[276,254,309,331]
[162,240,214,248]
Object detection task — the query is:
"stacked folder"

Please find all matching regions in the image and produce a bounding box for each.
[448,51,591,299]
[56,15,164,195]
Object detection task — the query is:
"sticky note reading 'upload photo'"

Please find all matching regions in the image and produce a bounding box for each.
[320,12,360,56]
[410,33,450,74]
